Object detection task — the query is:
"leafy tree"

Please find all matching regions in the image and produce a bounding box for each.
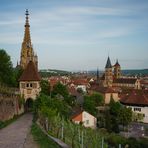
[118,107,132,127]
[34,93,71,119]
[108,98,122,133]
[90,92,104,106]
[83,95,97,116]
[109,98,121,116]
[0,49,15,86]
[83,93,104,116]
[14,66,23,87]
[105,110,112,132]
[40,80,51,96]
[132,112,144,122]
[64,95,76,107]
[52,82,69,99]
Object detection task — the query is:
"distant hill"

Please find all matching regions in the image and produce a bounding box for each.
[122,69,148,76]
[90,69,148,76]
[39,69,71,77]
[39,69,148,77]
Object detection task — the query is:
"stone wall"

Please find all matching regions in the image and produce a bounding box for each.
[0,94,24,121]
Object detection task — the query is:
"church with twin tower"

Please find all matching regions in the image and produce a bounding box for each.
[19,10,41,103]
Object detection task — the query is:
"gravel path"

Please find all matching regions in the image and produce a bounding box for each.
[0,113,38,148]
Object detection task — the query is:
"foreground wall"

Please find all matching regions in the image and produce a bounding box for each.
[0,94,24,121]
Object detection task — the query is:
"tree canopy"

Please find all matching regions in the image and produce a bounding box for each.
[83,92,104,116]
[0,49,15,86]
[52,82,69,98]
[40,80,51,96]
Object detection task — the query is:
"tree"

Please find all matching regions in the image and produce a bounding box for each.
[90,92,104,106]
[83,93,104,116]
[0,49,15,86]
[34,93,71,119]
[108,98,122,133]
[83,95,97,116]
[132,112,144,122]
[52,82,69,98]
[118,107,132,127]
[109,98,121,116]
[14,66,23,87]
[40,80,51,96]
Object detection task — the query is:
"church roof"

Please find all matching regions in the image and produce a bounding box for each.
[114,59,120,67]
[113,78,137,84]
[105,56,112,68]
[19,61,41,81]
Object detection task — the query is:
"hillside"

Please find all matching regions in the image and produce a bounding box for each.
[39,69,71,77]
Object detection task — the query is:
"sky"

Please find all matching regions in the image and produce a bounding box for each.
[0,0,148,71]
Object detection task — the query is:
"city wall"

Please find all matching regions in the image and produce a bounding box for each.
[0,94,24,121]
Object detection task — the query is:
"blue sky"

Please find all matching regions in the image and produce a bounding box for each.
[0,0,148,71]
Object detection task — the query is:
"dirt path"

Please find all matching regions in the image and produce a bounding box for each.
[0,113,38,148]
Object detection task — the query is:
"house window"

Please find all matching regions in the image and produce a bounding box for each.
[26,83,29,88]
[21,83,25,89]
[86,120,89,125]
[134,108,141,112]
[30,83,33,87]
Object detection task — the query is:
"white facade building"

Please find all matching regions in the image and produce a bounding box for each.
[71,111,97,129]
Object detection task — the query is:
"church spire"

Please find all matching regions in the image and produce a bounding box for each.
[96,68,99,83]
[105,56,112,68]
[23,9,31,45]
[20,9,38,70]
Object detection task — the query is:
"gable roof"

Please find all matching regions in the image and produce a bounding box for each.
[105,56,112,68]
[113,78,137,84]
[120,91,148,106]
[19,61,41,81]
[90,85,117,93]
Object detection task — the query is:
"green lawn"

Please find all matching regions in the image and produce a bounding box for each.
[31,123,60,148]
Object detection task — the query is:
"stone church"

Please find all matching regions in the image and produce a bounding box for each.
[100,56,140,89]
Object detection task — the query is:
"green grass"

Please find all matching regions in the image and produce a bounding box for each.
[31,123,60,148]
[0,114,22,129]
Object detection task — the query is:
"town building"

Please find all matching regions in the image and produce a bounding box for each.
[120,91,148,123]
[19,61,41,101]
[89,85,119,104]
[71,110,97,129]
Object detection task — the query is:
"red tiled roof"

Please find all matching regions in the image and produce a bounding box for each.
[71,108,83,120]
[120,91,148,106]
[19,61,41,81]
[72,79,89,86]
[113,78,137,84]
[90,84,117,93]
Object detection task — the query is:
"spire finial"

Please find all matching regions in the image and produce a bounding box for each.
[25,9,30,27]
[108,50,110,57]
[25,9,29,16]
[97,67,99,82]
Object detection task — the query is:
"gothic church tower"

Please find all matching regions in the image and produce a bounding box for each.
[113,59,121,79]
[20,9,38,70]
[105,56,113,87]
